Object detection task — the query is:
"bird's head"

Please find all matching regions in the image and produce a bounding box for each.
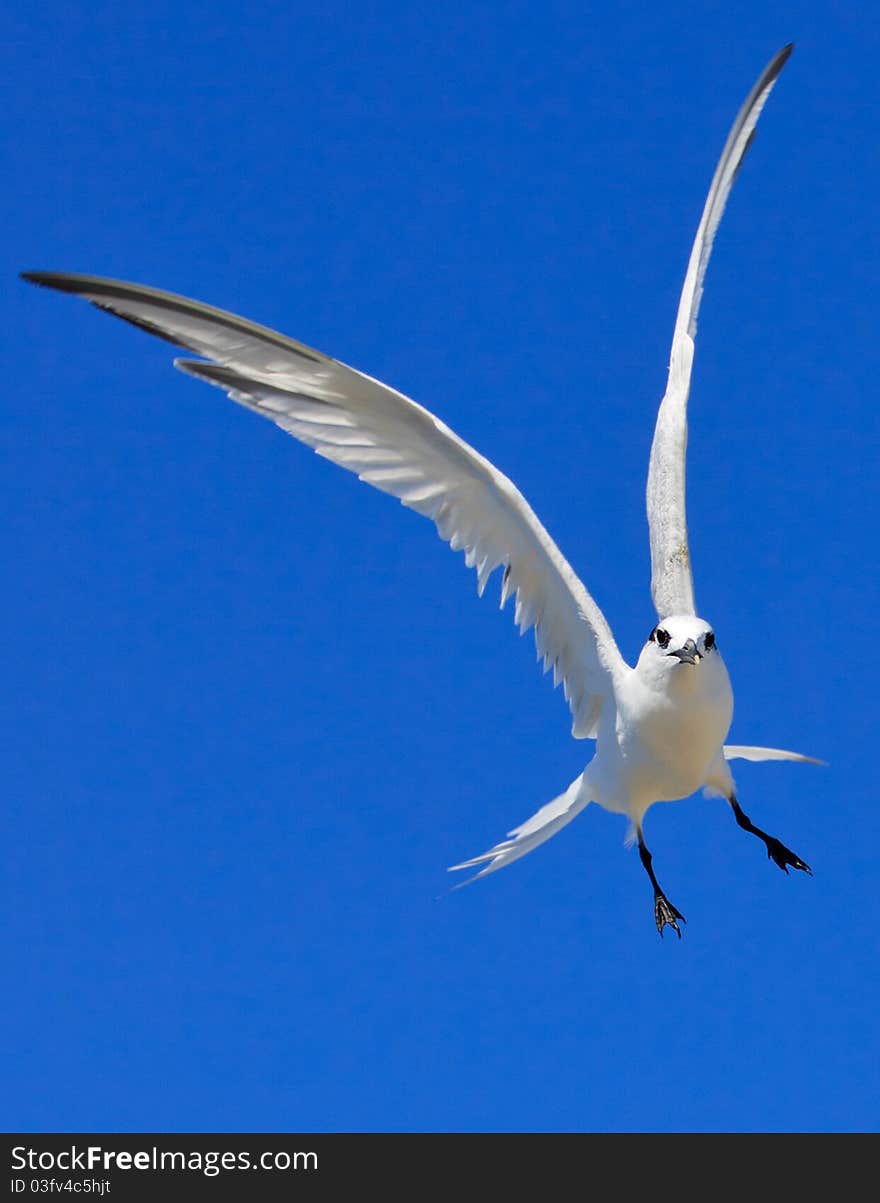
[637,615,719,674]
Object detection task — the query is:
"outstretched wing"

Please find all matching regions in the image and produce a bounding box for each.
[646,44,793,619]
[724,745,824,766]
[22,271,628,738]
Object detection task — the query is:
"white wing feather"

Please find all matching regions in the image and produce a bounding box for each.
[22,272,628,738]
[647,44,793,619]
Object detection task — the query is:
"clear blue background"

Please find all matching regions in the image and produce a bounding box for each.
[4,2,878,1132]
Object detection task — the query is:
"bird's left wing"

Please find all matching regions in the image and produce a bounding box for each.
[646,44,793,619]
[22,271,628,738]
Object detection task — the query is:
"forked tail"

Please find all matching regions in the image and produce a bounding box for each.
[449,773,589,885]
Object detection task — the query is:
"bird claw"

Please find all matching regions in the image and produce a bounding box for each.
[654,893,686,938]
[766,838,812,876]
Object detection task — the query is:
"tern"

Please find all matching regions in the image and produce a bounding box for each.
[22,44,819,936]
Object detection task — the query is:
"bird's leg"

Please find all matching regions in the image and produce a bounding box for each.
[637,827,686,938]
[728,795,811,875]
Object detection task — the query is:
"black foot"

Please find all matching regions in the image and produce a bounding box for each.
[730,797,812,878]
[654,893,686,939]
[765,837,812,876]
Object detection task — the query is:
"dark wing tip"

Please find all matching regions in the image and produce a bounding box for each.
[769,43,795,78]
[20,271,91,294]
[20,271,199,352]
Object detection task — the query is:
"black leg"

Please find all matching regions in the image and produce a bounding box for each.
[637,827,686,938]
[729,796,811,875]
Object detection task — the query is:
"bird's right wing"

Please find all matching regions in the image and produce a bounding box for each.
[646,45,793,619]
[22,272,629,739]
[724,745,825,766]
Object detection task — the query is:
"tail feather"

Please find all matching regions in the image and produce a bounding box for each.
[723,744,825,766]
[449,773,588,885]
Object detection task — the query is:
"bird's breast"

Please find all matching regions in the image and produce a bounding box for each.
[610,661,733,802]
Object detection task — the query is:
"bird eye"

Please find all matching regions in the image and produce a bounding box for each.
[655,628,670,649]
[704,632,715,650]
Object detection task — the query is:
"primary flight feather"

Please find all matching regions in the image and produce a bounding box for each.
[22,43,817,936]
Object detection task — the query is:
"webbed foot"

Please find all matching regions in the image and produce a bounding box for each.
[765,836,812,875]
[654,892,686,938]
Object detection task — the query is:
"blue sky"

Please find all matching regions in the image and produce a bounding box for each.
[4,2,878,1132]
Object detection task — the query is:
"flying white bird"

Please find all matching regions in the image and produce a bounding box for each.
[22,43,819,937]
